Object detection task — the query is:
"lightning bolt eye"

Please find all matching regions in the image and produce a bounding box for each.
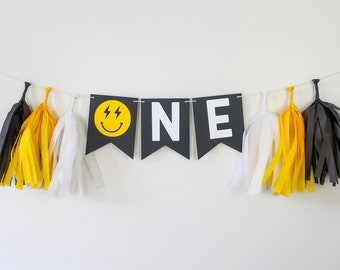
[104,105,111,118]
[114,106,121,119]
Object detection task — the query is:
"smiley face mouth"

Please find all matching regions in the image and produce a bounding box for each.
[100,122,123,133]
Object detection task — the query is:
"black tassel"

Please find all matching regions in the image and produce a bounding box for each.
[0,82,31,182]
[303,79,340,186]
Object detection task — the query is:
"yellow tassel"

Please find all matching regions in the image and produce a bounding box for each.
[3,88,56,189]
[262,86,314,196]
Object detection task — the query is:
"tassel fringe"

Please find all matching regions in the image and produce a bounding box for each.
[0,82,31,183]
[303,79,340,186]
[262,86,314,196]
[3,87,56,189]
[48,96,104,197]
[231,92,279,195]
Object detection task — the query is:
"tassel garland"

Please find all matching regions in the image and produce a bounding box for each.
[0,74,340,197]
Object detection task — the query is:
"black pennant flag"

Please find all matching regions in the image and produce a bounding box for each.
[193,94,244,159]
[86,94,138,158]
[141,98,190,159]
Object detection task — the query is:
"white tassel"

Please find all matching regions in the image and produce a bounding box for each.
[230,92,279,195]
[49,96,104,197]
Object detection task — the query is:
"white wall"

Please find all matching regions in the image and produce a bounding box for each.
[1,0,340,269]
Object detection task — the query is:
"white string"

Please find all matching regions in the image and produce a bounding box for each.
[0,71,87,97]
[0,71,30,84]
[319,71,340,81]
[0,70,340,98]
[31,83,86,97]
[238,71,340,99]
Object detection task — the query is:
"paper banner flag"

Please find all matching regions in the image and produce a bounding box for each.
[86,94,138,158]
[193,94,244,159]
[141,98,190,159]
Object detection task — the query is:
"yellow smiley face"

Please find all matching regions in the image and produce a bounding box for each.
[94,100,131,137]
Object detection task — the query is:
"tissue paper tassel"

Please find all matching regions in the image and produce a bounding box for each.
[303,79,340,186]
[2,87,56,189]
[0,82,31,183]
[262,86,314,196]
[231,92,279,195]
[48,96,104,197]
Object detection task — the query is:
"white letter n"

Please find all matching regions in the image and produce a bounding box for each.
[152,102,180,141]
